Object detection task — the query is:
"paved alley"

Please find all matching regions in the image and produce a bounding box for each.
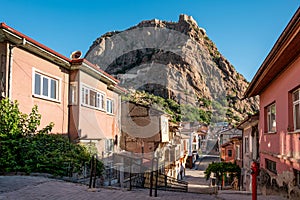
[0,175,288,200]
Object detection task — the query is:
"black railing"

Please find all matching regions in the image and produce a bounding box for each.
[125,171,188,193]
[147,172,188,193]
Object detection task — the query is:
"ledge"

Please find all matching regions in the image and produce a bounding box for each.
[287,131,300,135]
[263,132,277,135]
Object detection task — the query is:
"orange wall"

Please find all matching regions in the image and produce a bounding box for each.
[10,47,69,134]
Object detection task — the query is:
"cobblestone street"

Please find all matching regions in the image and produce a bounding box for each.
[0,176,287,200]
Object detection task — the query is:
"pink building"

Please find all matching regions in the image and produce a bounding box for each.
[0,22,70,135]
[69,58,123,157]
[245,8,300,197]
[0,23,122,157]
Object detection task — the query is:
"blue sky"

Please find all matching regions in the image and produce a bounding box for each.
[1,0,299,81]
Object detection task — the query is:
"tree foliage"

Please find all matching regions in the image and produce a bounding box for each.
[0,98,102,176]
[204,161,241,181]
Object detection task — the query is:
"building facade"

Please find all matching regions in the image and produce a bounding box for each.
[0,22,70,135]
[245,8,300,198]
[237,114,259,191]
[69,59,123,157]
[0,23,122,158]
[220,136,242,168]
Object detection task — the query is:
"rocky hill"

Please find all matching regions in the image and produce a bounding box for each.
[85,14,258,125]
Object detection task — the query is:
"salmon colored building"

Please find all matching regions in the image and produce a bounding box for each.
[220,136,242,168]
[245,8,300,198]
[0,23,123,157]
[0,22,70,135]
[69,58,123,157]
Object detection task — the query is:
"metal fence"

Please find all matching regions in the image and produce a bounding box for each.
[124,171,188,192]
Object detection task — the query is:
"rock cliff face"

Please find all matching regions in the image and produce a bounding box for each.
[85,14,258,124]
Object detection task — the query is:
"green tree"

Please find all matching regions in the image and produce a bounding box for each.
[0,98,101,176]
[204,162,241,188]
[0,99,22,139]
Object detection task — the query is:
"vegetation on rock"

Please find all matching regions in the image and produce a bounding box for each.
[122,90,212,124]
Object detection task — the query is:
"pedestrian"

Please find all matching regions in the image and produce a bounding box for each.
[177,163,180,180]
[180,162,184,180]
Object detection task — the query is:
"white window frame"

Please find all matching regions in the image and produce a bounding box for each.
[80,84,105,111]
[96,92,105,110]
[106,98,114,114]
[69,82,77,105]
[32,68,60,102]
[267,103,276,133]
[105,139,114,153]
[236,145,240,160]
[293,89,300,131]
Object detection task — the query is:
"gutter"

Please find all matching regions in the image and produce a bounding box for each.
[1,23,70,69]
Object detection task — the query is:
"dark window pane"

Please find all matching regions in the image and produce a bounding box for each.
[34,73,41,95]
[295,104,300,130]
[81,88,84,104]
[90,90,96,107]
[267,104,276,132]
[293,90,299,102]
[42,77,48,96]
[85,89,89,105]
[50,79,57,99]
[228,150,232,157]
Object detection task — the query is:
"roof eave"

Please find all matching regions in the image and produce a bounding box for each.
[0,23,71,69]
[71,58,119,86]
[245,8,300,98]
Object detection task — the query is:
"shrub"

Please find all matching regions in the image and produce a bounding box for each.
[204,162,241,183]
[0,98,102,176]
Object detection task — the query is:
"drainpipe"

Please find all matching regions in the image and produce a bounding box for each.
[7,38,26,100]
[7,44,14,99]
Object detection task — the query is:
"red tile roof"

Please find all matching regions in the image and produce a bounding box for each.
[245,8,300,98]
[0,22,71,62]
[71,58,120,83]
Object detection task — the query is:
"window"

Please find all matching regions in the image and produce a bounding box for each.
[266,159,277,174]
[192,144,197,151]
[96,93,104,109]
[293,89,300,131]
[105,139,114,153]
[165,149,170,162]
[33,71,59,101]
[69,83,77,105]
[236,145,240,160]
[244,137,249,154]
[266,103,276,133]
[294,169,300,187]
[90,90,96,107]
[107,99,114,114]
[81,85,105,110]
[228,149,232,157]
